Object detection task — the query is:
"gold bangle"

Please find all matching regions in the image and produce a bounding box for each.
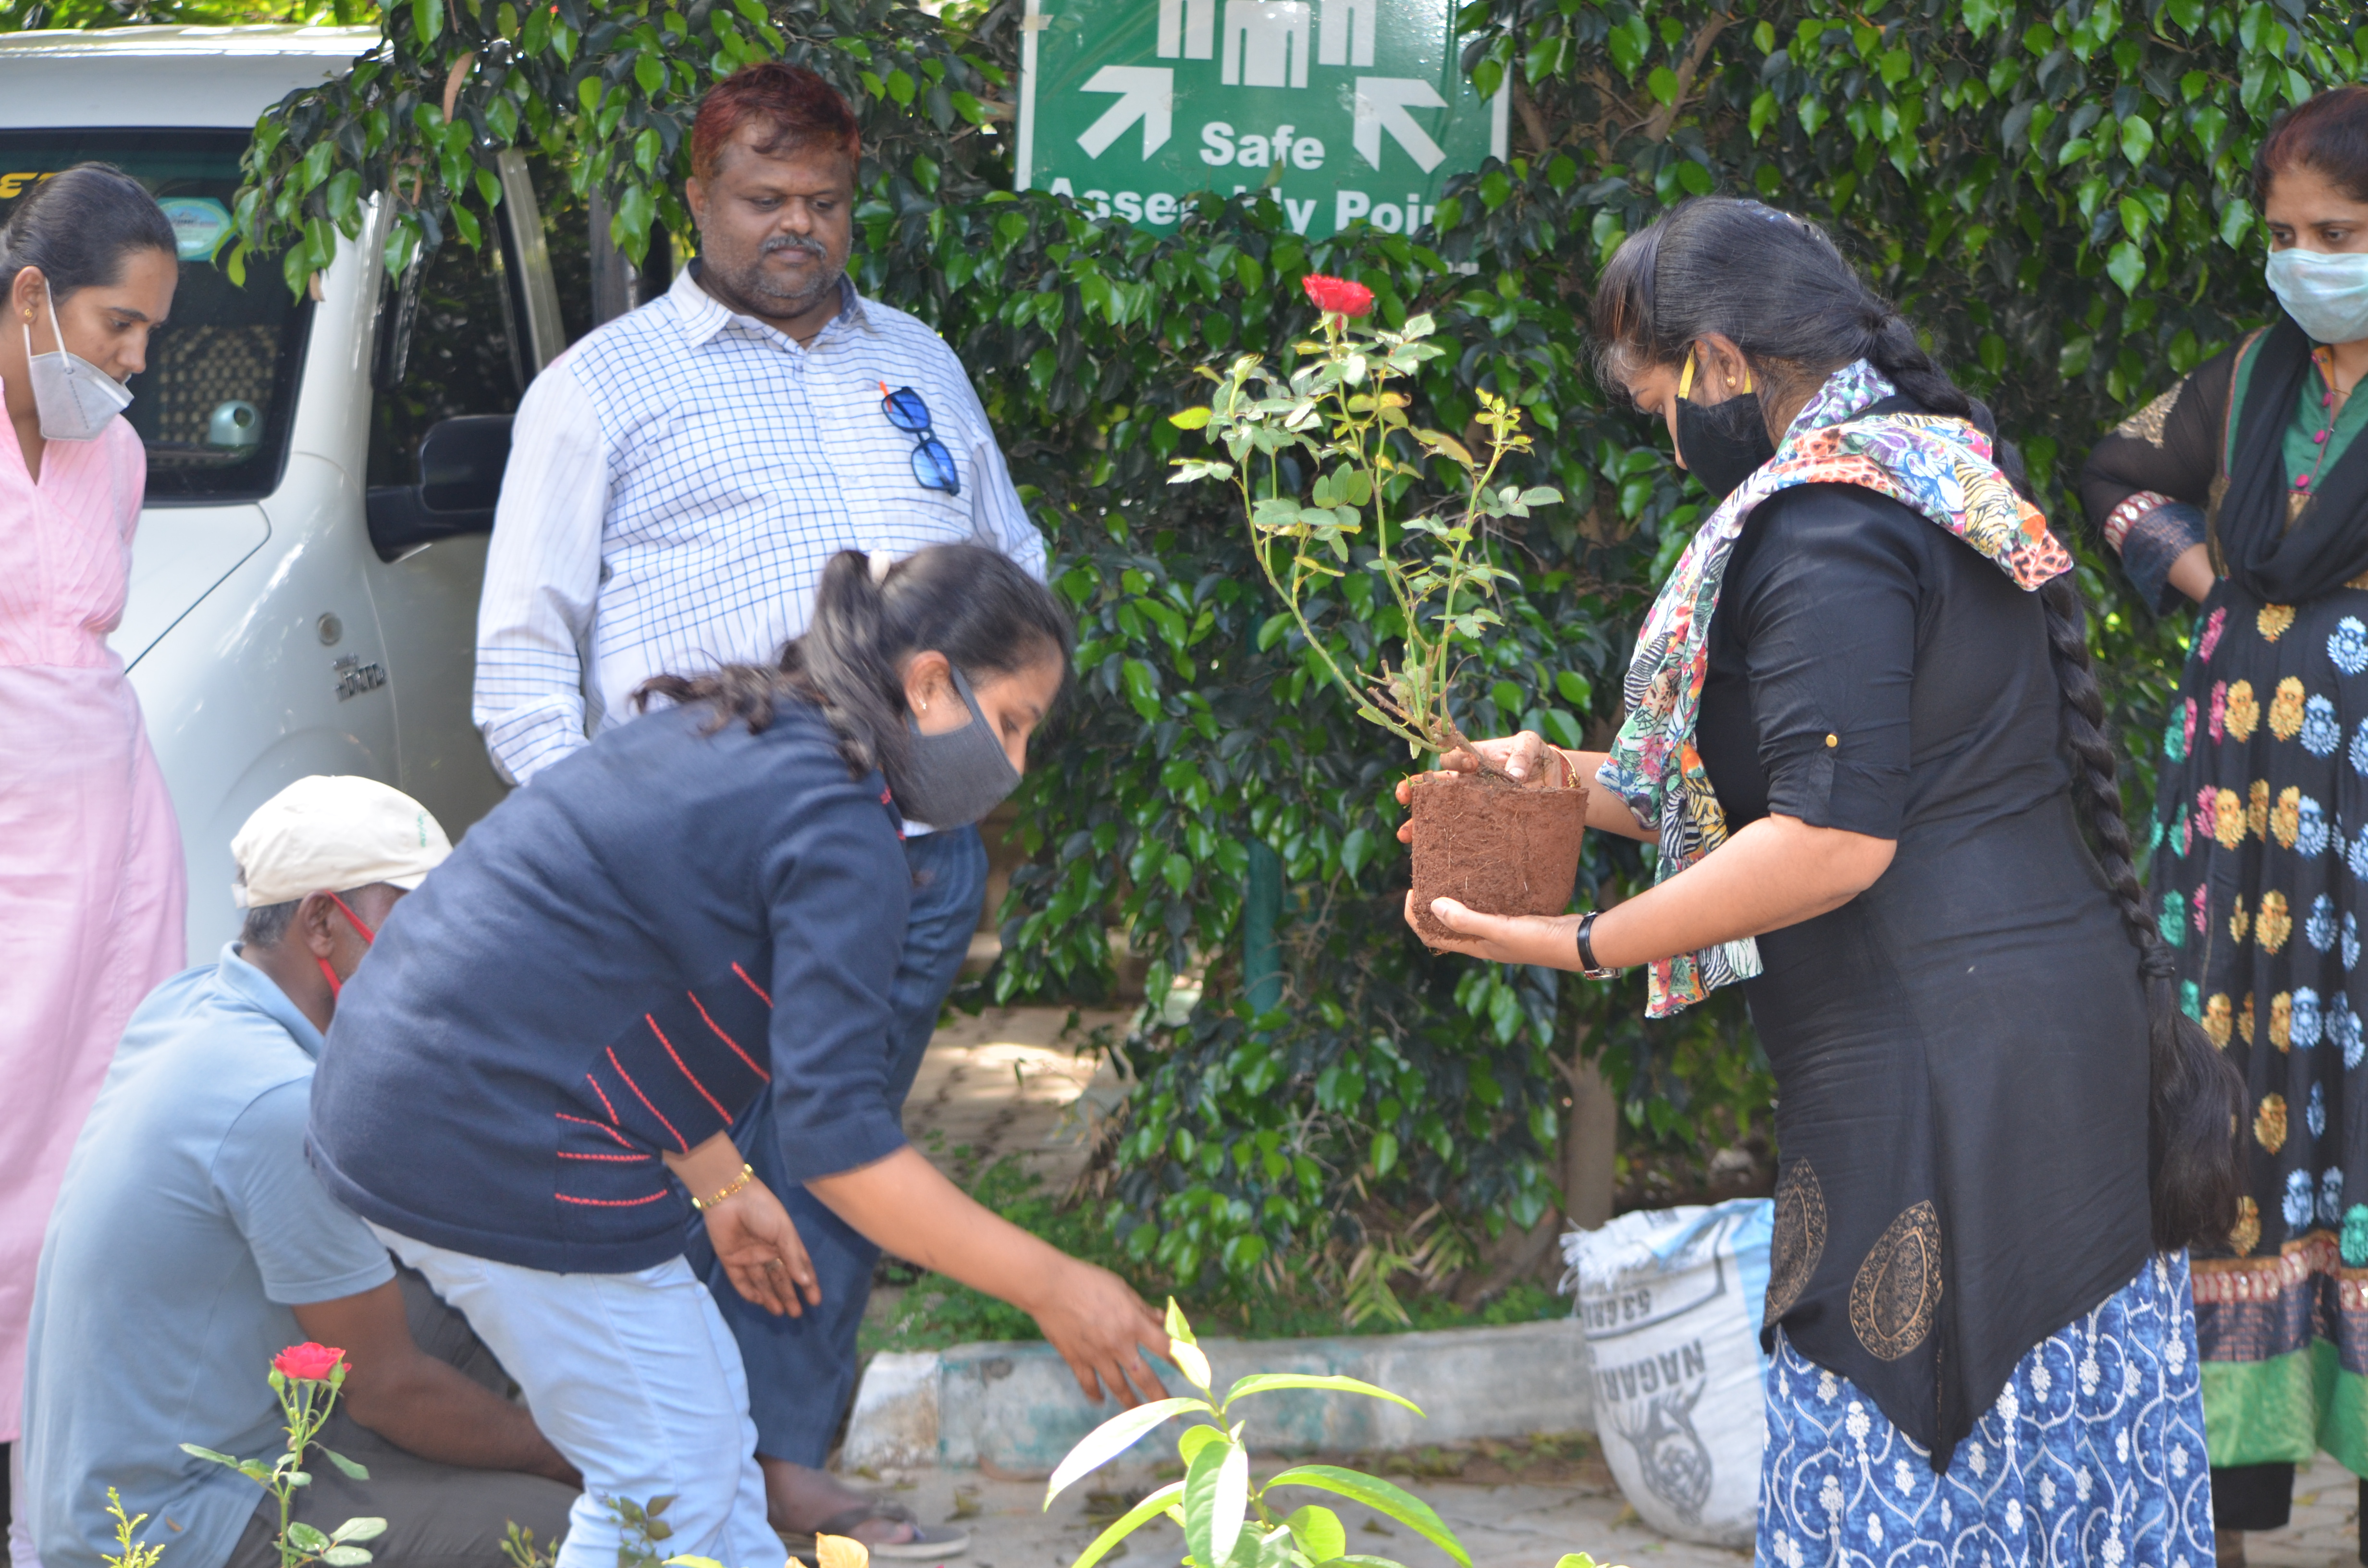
[691,1164,754,1211]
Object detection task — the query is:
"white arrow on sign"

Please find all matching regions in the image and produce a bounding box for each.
[1075,65,1175,159]
[1352,76,1447,172]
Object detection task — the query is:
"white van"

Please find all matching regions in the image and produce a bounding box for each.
[0,26,650,954]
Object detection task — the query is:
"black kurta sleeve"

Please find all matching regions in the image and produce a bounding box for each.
[1727,486,1919,840]
[2077,348,2235,614]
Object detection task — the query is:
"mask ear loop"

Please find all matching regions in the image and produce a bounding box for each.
[1681,343,1754,402]
[314,890,378,999]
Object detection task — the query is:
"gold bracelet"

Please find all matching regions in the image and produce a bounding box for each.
[691,1164,754,1211]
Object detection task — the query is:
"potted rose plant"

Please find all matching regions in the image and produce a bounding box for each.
[1169,275,1578,942]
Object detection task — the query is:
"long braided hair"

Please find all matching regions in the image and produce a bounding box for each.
[1592,196,2245,1251]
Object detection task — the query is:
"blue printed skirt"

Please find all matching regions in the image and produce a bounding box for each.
[1757,1251,2215,1568]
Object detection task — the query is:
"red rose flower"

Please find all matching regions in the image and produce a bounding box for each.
[272,1343,345,1382]
[1301,273,1375,318]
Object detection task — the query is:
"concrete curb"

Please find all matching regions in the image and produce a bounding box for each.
[841,1319,1592,1478]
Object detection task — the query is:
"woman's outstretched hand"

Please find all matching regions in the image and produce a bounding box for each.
[704,1177,822,1317]
[1030,1260,1174,1407]
[1407,893,1583,968]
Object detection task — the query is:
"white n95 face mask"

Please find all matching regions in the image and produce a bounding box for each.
[2266,247,2368,347]
[23,280,133,441]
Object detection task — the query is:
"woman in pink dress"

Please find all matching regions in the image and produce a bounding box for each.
[0,166,186,1458]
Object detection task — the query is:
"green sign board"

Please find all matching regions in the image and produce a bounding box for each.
[1015,0,1505,240]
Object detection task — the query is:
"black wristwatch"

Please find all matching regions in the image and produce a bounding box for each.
[1574,911,1620,980]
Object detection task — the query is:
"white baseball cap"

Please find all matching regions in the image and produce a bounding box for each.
[230,775,453,908]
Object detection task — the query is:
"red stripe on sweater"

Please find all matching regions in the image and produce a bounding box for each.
[689,990,770,1082]
[555,1189,673,1207]
[733,963,773,1008]
[584,1075,623,1126]
[556,1111,639,1151]
[606,1046,689,1152]
[647,1014,731,1125]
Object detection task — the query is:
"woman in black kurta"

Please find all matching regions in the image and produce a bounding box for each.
[1408,197,2242,1568]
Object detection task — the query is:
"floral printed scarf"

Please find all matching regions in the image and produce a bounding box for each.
[1596,360,2074,1017]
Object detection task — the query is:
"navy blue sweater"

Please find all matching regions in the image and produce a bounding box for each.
[308,700,911,1273]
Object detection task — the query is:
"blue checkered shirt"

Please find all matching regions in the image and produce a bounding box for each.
[474,265,1045,786]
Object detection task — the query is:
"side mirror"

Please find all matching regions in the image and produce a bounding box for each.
[365,415,513,562]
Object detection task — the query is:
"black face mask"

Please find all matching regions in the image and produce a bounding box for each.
[1670,347,1776,501]
[1675,391,1777,501]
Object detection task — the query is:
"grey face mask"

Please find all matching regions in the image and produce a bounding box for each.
[24,281,133,442]
[889,666,1020,828]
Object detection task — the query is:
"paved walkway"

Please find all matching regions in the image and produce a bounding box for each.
[844,1455,1747,1568]
[904,1005,1131,1188]
[2249,1455,2365,1567]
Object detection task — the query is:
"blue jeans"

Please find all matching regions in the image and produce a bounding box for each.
[688,826,987,1465]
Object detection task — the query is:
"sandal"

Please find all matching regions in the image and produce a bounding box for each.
[782,1501,972,1561]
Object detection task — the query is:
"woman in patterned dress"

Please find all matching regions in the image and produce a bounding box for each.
[2084,86,2368,1564]
[1411,196,2244,1568]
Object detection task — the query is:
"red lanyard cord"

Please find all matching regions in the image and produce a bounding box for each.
[315,891,377,999]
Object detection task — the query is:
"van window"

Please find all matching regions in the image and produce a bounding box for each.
[366,218,528,490]
[0,130,310,505]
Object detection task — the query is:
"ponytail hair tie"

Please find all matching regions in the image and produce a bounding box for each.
[867,550,897,584]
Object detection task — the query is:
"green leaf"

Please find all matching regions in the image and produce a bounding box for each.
[1063,1481,1184,1568]
[1170,406,1213,430]
[287,1522,333,1553]
[320,1449,370,1482]
[1176,1422,1225,1466]
[1606,12,1649,75]
[1281,1507,1345,1565]
[1222,1373,1424,1416]
[1182,1437,1248,1568]
[1339,827,1375,878]
[1554,670,1592,707]
[2121,116,2155,166]
[320,1549,372,1567]
[328,1517,385,1543]
[1165,1297,1199,1347]
[2107,240,2147,294]
[1645,65,1679,105]
[1370,1130,1398,1176]
[1261,1468,1469,1568]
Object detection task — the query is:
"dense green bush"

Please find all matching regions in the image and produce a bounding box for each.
[220,0,2350,1304]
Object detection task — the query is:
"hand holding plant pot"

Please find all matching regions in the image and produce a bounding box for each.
[1170,275,1579,943]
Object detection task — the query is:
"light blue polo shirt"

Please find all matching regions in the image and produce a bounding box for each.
[22,945,395,1568]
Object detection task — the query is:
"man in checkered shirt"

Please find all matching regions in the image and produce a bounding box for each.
[472,61,1041,1557]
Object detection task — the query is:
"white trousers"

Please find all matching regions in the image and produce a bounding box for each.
[369,1225,782,1568]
